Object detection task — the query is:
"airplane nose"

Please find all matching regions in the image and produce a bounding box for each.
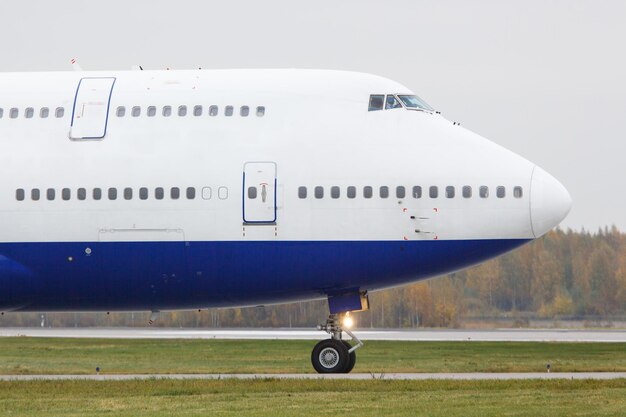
[530,166,572,238]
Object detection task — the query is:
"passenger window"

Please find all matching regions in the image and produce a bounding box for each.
[178,105,187,117]
[0,108,3,118]
[462,186,472,198]
[514,186,523,198]
[363,186,373,199]
[202,187,212,200]
[314,186,324,199]
[147,106,157,117]
[139,187,148,200]
[124,187,133,200]
[171,187,180,199]
[412,186,422,199]
[429,186,438,198]
[55,107,65,118]
[186,187,196,199]
[10,108,18,119]
[62,188,71,201]
[93,188,102,200]
[77,188,86,200]
[385,95,402,109]
[331,186,340,199]
[240,106,249,117]
[256,106,265,117]
[193,105,203,116]
[298,186,307,199]
[162,106,172,117]
[47,188,55,201]
[16,189,25,201]
[31,188,40,201]
[155,187,164,200]
[131,106,141,117]
[368,95,384,111]
[25,108,34,119]
[40,107,49,118]
[497,186,506,198]
[446,186,455,198]
[108,188,117,200]
[209,105,218,116]
[347,186,356,199]
[218,186,228,200]
[225,106,233,117]
[116,106,126,117]
[480,186,489,198]
[248,187,257,199]
[396,186,406,199]
[380,186,389,198]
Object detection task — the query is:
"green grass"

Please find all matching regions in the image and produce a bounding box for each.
[0,379,625,417]
[0,338,625,374]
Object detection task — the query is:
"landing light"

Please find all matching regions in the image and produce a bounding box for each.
[342,315,354,329]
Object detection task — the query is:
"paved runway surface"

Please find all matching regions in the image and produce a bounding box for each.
[1,328,625,342]
[2,372,626,381]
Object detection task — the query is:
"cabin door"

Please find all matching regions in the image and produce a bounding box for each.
[243,162,277,224]
[69,77,116,140]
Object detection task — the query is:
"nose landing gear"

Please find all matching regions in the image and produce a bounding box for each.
[311,313,363,373]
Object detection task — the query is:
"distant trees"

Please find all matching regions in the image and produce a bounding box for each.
[1,228,625,328]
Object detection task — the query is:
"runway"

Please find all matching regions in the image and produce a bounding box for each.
[2,328,625,342]
[2,372,626,381]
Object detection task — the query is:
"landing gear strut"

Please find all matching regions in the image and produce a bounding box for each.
[311,313,363,373]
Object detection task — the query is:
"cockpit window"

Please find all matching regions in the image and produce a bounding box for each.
[368,95,384,111]
[385,95,402,110]
[398,95,434,112]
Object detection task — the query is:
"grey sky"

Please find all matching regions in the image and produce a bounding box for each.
[0,0,624,231]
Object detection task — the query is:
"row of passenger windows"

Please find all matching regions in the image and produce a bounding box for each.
[0,107,65,119]
[0,105,266,120]
[17,184,524,201]
[296,185,523,199]
[115,105,265,118]
[15,187,229,201]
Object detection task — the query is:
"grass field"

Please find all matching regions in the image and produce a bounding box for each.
[0,379,625,417]
[1,338,625,416]
[0,338,625,374]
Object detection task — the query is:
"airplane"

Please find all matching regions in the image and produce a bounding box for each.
[0,68,572,373]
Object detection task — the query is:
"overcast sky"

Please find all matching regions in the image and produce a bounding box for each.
[0,0,624,231]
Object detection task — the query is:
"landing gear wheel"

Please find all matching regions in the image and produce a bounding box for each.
[311,339,350,374]
[342,341,356,373]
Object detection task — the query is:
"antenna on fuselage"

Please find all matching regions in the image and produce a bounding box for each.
[70,58,82,71]
[131,65,144,71]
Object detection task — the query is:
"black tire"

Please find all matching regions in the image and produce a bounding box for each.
[341,341,356,373]
[311,339,350,374]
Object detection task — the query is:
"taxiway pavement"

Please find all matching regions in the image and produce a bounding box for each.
[1,328,625,342]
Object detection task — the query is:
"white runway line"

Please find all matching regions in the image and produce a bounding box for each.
[1,372,626,381]
[1,328,626,342]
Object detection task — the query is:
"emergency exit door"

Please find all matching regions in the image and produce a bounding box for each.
[70,77,116,139]
[243,162,277,224]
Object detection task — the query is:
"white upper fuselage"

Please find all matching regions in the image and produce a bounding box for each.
[0,69,570,245]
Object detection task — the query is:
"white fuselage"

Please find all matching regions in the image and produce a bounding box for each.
[0,69,571,312]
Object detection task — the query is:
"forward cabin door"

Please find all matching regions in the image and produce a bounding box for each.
[243,162,277,224]
[70,77,116,139]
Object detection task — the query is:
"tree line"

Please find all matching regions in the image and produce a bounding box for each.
[2,227,625,328]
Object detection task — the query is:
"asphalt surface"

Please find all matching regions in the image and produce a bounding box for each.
[1,328,625,342]
[2,372,626,381]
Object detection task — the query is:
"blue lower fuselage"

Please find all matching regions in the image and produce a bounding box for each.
[0,239,529,312]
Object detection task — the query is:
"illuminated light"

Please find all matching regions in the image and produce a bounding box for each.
[343,315,354,329]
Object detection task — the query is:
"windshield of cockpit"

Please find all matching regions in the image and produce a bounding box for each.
[397,95,433,112]
[368,94,434,112]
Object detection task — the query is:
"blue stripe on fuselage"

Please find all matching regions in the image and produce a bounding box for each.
[0,239,530,312]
